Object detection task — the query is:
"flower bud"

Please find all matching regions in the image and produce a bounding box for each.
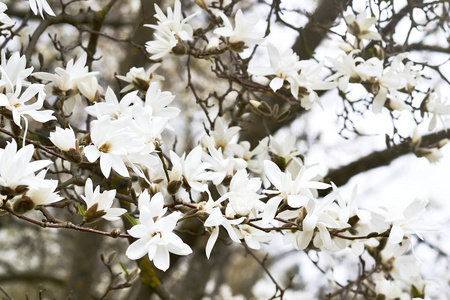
[110,228,121,238]
[126,268,140,283]
[194,0,208,10]
[228,41,246,52]
[167,180,182,195]
[62,148,83,164]
[13,195,35,214]
[172,41,188,56]
[101,250,117,265]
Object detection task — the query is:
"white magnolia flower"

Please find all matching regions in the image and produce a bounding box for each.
[85,87,141,120]
[200,196,244,258]
[386,198,438,245]
[26,173,62,206]
[0,51,31,93]
[345,13,381,47]
[49,126,77,151]
[84,116,145,178]
[145,0,198,59]
[143,82,179,120]
[219,169,264,217]
[0,140,52,190]
[0,80,54,128]
[0,3,14,27]
[214,10,265,47]
[234,224,273,250]
[78,76,101,102]
[126,192,192,271]
[34,52,99,94]
[262,160,330,223]
[248,42,303,97]
[28,0,55,19]
[294,60,337,109]
[81,178,126,222]
[202,146,247,186]
[169,146,214,192]
[201,116,240,155]
[424,88,450,131]
[326,50,364,91]
[116,64,164,93]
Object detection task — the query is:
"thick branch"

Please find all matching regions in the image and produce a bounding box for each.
[321,129,450,195]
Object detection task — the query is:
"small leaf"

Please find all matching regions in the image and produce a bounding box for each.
[77,204,85,216]
[124,213,138,226]
[120,262,129,277]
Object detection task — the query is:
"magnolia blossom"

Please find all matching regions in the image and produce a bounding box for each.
[143,82,179,120]
[0,3,14,27]
[26,173,62,206]
[28,0,55,19]
[201,116,240,154]
[424,88,450,131]
[201,196,244,258]
[214,10,265,48]
[386,198,438,245]
[84,116,145,178]
[145,0,198,59]
[126,192,192,271]
[34,52,99,95]
[219,169,264,217]
[0,51,32,94]
[81,178,126,222]
[0,140,52,190]
[248,42,303,97]
[262,160,330,223]
[85,87,141,119]
[169,145,216,192]
[234,224,273,250]
[116,64,164,93]
[49,126,77,151]
[345,13,381,47]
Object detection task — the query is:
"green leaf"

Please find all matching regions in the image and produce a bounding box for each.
[124,213,138,226]
[120,262,129,277]
[77,204,85,216]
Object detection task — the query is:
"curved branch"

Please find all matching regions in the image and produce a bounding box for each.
[320,129,450,195]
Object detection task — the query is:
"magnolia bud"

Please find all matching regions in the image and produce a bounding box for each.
[126,268,140,283]
[13,195,35,214]
[172,42,188,56]
[110,228,121,238]
[167,180,182,195]
[229,41,246,52]
[194,0,208,10]
[62,148,83,164]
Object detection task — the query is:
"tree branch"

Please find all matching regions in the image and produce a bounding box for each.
[320,129,450,195]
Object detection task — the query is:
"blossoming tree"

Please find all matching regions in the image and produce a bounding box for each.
[0,0,449,299]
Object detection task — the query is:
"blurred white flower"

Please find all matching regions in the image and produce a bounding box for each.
[0,3,14,27]
[424,88,450,131]
[345,13,381,47]
[28,0,55,19]
[116,64,164,93]
[248,42,303,98]
[214,10,265,48]
[145,0,198,59]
